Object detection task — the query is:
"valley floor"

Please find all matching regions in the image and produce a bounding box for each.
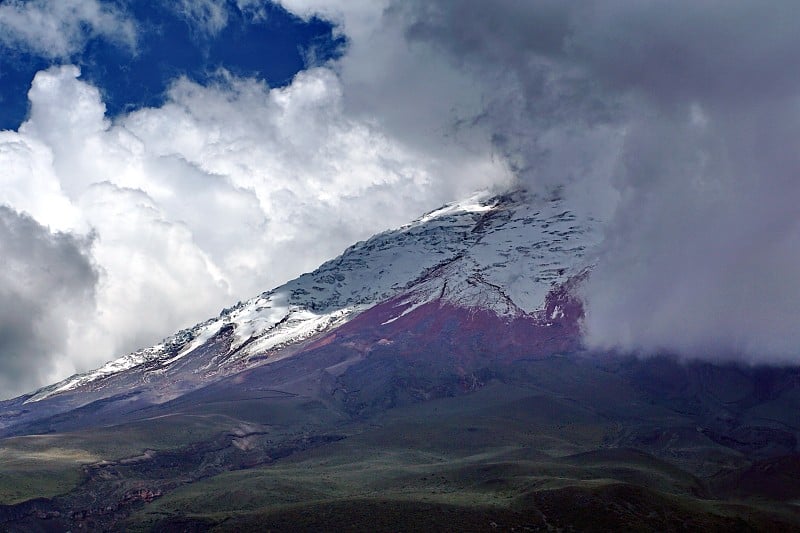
[0,355,799,531]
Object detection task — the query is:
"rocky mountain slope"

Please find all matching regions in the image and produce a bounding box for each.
[6,189,598,421]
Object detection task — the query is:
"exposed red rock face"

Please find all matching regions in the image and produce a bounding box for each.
[307,277,587,371]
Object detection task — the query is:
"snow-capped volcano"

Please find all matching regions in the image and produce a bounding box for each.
[18,189,600,409]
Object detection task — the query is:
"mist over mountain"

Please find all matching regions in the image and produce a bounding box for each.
[393,0,800,362]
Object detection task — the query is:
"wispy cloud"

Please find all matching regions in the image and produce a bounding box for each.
[172,0,229,36]
[0,0,136,58]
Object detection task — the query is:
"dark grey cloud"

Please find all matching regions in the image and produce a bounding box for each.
[0,206,97,397]
[565,1,800,107]
[397,0,623,211]
[398,0,800,362]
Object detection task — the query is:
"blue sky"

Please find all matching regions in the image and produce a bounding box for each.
[0,0,343,129]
